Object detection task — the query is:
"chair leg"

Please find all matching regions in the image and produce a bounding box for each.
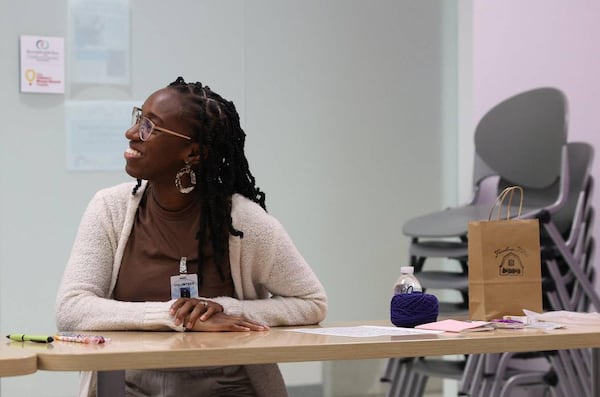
[556,349,589,397]
[542,222,600,311]
[568,349,591,395]
[458,354,481,395]
[544,258,576,310]
[384,357,426,397]
[498,372,550,397]
[409,373,428,397]
[384,358,408,397]
[487,352,515,397]
[476,354,502,397]
[464,354,487,396]
[381,358,398,383]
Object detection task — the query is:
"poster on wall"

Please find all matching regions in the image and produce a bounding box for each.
[68,0,130,85]
[66,101,137,171]
[19,35,65,94]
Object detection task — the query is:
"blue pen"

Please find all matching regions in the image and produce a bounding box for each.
[6,334,54,343]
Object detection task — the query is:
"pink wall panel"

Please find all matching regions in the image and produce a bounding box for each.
[472,0,600,288]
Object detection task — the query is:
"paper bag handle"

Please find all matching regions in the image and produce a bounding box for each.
[488,186,524,221]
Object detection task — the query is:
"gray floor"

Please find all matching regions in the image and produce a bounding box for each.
[287,379,443,397]
[288,384,322,397]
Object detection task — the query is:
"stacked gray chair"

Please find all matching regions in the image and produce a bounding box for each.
[404,87,569,314]
[421,142,590,397]
[382,87,577,397]
[468,141,596,397]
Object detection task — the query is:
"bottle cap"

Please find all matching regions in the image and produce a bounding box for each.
[400,266,414,274]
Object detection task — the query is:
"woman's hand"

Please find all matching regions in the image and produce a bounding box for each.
[187,312,269,332]
[170,298,223,328]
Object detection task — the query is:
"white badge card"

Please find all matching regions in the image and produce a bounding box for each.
[170,274,199,299]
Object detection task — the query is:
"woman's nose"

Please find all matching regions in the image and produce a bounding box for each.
[125,123,140,140]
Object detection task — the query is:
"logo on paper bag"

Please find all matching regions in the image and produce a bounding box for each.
[495,248,525,276]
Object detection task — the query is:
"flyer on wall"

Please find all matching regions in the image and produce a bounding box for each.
[19,35,65,94]
[68,0,130,85]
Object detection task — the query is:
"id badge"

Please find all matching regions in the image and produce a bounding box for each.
[170,274,199,299]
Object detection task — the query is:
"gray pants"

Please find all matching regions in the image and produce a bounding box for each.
[125,366,256,397]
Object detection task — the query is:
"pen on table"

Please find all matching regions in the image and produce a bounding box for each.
[53,334,109,344]
[6,334,54,343]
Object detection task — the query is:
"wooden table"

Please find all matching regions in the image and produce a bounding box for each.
[31,322,600,396]
[0,342,38,377]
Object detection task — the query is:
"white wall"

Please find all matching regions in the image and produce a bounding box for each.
[0,1,452,395]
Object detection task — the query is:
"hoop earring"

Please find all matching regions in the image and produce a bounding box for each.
[175,162,197,194]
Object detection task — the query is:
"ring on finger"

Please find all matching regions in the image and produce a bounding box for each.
[202,301,209,307]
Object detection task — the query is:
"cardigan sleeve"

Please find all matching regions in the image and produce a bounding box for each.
[212,196,327,327]
[55,186,183,332]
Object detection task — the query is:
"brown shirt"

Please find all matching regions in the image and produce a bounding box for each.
[114,186,234,302]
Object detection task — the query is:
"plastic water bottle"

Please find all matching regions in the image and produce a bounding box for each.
[393,266,422,295]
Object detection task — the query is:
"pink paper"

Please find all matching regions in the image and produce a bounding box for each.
[415,319,491,332]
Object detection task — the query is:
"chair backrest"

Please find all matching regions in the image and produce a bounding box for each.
[498,141,594,235]
[474,87,568,189]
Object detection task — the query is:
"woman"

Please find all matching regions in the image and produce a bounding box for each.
[55,77,327,397]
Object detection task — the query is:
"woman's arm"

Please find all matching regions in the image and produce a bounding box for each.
[55,187,181,332]
[211,197,328,327]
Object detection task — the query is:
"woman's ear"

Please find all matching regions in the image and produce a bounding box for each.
[186,143,208,165]
[186,143,202,165]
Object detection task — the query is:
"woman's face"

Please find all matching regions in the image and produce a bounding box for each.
[124,88,196,185]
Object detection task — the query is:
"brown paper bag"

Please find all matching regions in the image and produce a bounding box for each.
[468,186,543,320]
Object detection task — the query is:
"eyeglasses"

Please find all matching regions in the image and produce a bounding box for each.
[131,107,192,141]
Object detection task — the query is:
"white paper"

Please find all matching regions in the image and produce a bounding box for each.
[523,309,600,325]
[69,0,130,85]
[287,325,443,338]
[20,35,65,94]
[66,101,137,171]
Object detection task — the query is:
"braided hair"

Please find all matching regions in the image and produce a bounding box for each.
[132,77,266,285]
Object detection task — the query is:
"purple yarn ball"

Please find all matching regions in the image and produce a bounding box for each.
[390,293,439,328]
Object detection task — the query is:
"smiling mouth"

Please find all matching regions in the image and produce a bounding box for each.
[125,148,142,158]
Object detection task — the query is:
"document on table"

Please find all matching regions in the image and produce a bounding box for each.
[287,325,443,337]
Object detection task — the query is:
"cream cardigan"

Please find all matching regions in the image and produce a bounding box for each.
[56,182,327,397]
